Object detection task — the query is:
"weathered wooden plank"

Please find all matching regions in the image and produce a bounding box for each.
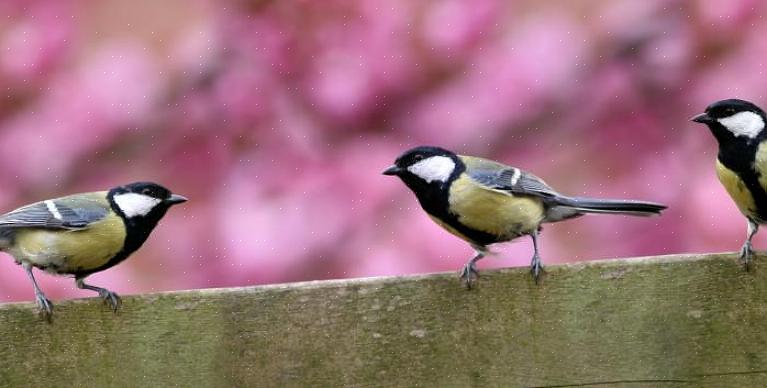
[1,253,767,387]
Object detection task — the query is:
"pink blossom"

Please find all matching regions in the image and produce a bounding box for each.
[0,0,765,304]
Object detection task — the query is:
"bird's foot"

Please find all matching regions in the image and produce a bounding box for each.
[98,289,122,313]
[530,254,544,284]
[34,292,53,321]
[740,242,754,272]
[459,262,480,289]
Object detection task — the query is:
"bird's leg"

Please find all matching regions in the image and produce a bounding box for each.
[75,277,122,313]
[740,219,759,271]
[459,248,485,289]
[23,263,53,320]
[530,230,544,284]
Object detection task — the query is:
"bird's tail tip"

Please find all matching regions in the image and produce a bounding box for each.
[559,196,667,216]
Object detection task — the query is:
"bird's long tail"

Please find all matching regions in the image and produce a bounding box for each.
[544,196,666,222]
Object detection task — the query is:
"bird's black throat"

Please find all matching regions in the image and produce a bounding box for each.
[397,161,500,247]
[76,191,173,276]
[714,128,767,222]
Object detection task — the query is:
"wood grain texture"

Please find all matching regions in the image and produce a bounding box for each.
[2,253,767,387]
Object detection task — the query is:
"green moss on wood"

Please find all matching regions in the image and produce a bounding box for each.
[1,253,767,387]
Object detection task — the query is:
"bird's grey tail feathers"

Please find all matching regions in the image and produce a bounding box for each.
[544,196,666,223]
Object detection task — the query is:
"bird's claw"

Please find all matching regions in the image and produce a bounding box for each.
[530,255,543,284]
[740,242,754,272]
[34,293,53,321]
[459,262,479,289]
[99,290,122,313]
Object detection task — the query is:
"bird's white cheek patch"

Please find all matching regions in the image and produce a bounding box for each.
[407,156,456,183]
[718,111,765,139]
[113,193,162,218]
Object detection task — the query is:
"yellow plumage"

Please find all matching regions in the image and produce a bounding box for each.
[716,159,759,220]
[8,211,126,274]
[448,173,545,240]
[756,142,767,193]
[2,192,127,275]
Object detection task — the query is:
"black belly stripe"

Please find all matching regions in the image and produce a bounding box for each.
[414,186,504,247]
[428,208,504,247]
[741,174,767,222]
[400,161,508,247]
[718,143,767,221]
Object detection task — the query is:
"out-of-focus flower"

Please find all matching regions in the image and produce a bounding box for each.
[0,2,74,84]
[0,0,764,303]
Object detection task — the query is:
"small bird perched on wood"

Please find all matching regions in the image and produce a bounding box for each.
[691,98,767,270]
[0,182,187,319]
[383,146,666,287]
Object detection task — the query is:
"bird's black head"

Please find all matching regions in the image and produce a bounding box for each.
[691,99,767,145]
[382,146,463,196]
[101,182,187,272]
[108,182,187,225]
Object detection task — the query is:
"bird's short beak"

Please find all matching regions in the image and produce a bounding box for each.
[166,194,188,205]
[690,113,712,124]
[382,165,402,176]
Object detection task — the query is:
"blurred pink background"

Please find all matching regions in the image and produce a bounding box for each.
[0,0,764,303]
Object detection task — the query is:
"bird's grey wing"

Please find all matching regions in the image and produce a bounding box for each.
[0,197,110,230]
[461,156,560,200]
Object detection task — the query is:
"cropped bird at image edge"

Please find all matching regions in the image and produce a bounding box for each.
[692,98,767,271]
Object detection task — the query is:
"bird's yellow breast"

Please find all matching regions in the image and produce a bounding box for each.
[447,174,545,240]
[9,212,126,274]
[756,142,767,192]
[716,159,759,220]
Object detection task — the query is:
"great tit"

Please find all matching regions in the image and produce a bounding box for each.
[0,181,187,318]
[383,146,666,287]
[691,98,767,270]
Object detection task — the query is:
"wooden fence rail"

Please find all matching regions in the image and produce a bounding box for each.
[2,253,767,387]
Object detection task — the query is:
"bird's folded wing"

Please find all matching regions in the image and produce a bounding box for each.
[0,196,110,230]
[461,156,560,199]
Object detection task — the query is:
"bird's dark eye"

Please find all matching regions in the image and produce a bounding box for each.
[142,188,153,195]
[725,108,736,115]
[413,154,424,162]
